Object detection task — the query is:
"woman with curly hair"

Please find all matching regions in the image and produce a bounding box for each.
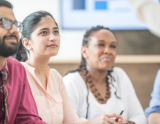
[63,26,147,124]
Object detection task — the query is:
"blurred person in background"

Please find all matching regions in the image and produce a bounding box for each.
[145,70,160,124]
[0,0,46,123]
[17,10,126,124]
[63,26,147,124]
[130,0,160,124]
[130,0,160,38]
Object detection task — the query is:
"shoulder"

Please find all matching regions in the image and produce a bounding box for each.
[7,57,26,72]
[7,57,28,85]
[50,68,62,77]
[154,69,160,84]
[19,62,32,73]
[63,71,80,83]
[112,67,128,77]
[49,68,64,84]
[7,57,23,67]
[112,67,132,87]
[156,69,160,77]
[63,71,85,91]
[63,72,86,97]
[151,69,160,89]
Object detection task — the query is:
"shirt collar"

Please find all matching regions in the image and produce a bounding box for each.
[22,62,52,96]
[0,58,9,72]
[23,62,50,75]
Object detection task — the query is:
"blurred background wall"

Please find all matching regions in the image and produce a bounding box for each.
[9,0,160,110]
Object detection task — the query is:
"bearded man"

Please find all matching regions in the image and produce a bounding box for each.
[0,0,46,123]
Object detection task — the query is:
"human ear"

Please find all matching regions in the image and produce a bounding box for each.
[81,46,88,59]
[22,38,33,51]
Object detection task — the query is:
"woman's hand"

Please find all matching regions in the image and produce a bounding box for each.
[111,118,127,124]
[88,113,123,124]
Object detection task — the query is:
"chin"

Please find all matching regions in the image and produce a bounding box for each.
[100,65,113,71]
[49,52,58,57]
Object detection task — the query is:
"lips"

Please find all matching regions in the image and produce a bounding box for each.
[47,44,58,48]
[101,56,112,61]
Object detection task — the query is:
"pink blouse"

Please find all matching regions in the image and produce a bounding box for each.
[21,62,87,124]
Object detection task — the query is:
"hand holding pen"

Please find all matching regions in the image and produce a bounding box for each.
[115,109,136,124]
[116,109,125,122]
[114,109,128,124]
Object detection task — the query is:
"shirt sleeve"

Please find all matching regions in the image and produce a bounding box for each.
[145,69,160,117]
[58,73,87,123]
[14,69,46,124]
[121,69,147,124]
[130,0,160,37]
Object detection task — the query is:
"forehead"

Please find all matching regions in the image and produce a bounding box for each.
[0,6,16,21]
[35,16,57,30]
[90,29,116,41]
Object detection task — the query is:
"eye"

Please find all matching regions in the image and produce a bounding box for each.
[98,43,104,46]
[53,30,59,34]
[40,31,47,35]
[3,22,9,27]
[110,45,116,48]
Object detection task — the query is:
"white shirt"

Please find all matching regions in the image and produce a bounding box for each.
[63,67,147,124]
[130,0,160,37]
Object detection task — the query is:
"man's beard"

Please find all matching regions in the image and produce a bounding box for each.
[0,35,20,58]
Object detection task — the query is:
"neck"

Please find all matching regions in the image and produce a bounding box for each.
[0,56,7,68]
[86,65,108,85]
[26,53,50,74]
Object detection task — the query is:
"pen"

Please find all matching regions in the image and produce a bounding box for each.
[115,109,125,122]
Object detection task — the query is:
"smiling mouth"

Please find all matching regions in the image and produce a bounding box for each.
[101,57,112,61]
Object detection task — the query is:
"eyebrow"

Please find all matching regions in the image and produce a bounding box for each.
[98,40,117,44]
[0,18,16,22]
[39,27,59,31]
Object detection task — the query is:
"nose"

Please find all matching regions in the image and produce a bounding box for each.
[104,46,111,54]
[49,33,56,41]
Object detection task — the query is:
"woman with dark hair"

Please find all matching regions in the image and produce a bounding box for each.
[63,26,147,124]
[18,11,125,124]
[15,39,28,62]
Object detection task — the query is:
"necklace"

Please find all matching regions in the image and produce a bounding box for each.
[83,69,111,104]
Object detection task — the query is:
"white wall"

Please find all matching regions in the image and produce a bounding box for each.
[9,0,85,62]
[9,0,160,64]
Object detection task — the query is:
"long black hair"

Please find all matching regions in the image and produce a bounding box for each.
[65,26,120,119]
[16,10,59,62]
